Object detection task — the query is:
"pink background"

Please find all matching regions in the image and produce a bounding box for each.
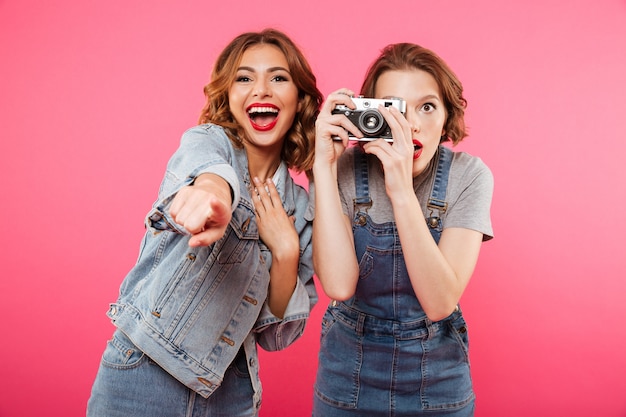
[2,1,626,416]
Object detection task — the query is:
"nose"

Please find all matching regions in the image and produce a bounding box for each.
[253,79,270,97]
[406,114,420,133]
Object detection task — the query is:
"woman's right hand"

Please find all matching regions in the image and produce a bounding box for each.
[313,89,362,169]
[170,173,232,247]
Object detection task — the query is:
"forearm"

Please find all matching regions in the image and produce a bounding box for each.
[192,173,232,202]
[254,271,317,351]
[391,193,469,321]
[267,248,299,319]
[312,165,359,300]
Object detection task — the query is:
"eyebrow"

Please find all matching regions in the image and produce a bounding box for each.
[237,66,290,73]
[381,94,441,101]
[420,94,441,101]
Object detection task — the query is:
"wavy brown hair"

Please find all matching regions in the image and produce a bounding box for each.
[198,29,323,173]
[360,43,468,145]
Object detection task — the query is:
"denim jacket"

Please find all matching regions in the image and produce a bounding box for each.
[107,124,317,403]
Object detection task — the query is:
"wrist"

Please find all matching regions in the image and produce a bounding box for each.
[312,161,337,179]
[193,173,233,205]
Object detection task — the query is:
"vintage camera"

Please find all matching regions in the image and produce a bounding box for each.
[332,97,406,141]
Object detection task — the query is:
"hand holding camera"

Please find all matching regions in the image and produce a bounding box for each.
[332,97,406,141]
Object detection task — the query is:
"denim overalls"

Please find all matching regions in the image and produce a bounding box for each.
[314,146,475,417]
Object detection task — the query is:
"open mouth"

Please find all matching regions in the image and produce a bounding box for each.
[247,104,279,131]
[412,139,423,160]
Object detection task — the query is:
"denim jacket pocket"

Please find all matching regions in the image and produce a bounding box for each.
[215,204,258,265]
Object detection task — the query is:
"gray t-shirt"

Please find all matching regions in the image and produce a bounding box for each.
[332,145,494,240]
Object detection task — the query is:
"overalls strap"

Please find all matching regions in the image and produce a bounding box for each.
[353,145,453,243]
[426,145,453,243]
[352,147,372,213]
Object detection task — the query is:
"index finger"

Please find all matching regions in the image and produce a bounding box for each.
[322,88,357,113]
[263,178,282,209]
[379,105,412,148]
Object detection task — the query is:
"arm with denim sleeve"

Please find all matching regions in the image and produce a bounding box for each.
[253,195,317,351]
[146,125,241,234]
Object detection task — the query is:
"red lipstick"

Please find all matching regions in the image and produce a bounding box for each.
[247,103,279,132]
[412,139,423,160]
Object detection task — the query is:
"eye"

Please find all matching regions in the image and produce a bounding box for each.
[421,103,436,113]
[235,75,252,83]
[271,74,290,83]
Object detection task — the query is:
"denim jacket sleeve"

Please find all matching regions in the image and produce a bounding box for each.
[146,125,242,234]
[253,179,317,351]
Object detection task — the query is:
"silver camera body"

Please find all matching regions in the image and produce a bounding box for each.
[332,97,406,141]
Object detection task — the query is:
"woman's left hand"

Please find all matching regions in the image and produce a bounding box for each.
[250,177,299,259]
[362,105,415,198]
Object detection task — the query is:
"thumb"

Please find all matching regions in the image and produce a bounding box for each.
[188,226,227,247]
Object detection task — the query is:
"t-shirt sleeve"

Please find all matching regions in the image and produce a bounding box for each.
[337,148,357,219]
[444,153,494,241]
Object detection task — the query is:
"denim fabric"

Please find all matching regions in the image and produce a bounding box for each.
[313,146,474,416]
[89,124,317,407]
[313,303,474,417]
[87,329,257,417]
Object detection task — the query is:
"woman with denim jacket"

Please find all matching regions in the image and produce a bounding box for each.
[87,29,322,417]
[311,43,494,416]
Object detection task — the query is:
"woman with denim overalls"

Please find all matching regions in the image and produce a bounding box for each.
[312,43,494,416]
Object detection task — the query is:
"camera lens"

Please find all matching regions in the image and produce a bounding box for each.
[358,109,385,136]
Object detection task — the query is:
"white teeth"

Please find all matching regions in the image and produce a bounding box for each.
[248,107,278,114]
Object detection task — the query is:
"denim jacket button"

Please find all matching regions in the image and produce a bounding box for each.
[242,218,251,233]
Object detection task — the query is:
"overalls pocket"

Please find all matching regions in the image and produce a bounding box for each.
[314,309,361,409]
[420,313,474,411]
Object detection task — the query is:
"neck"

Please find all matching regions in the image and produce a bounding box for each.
[242,140,283,182]
[248,156,281,183]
